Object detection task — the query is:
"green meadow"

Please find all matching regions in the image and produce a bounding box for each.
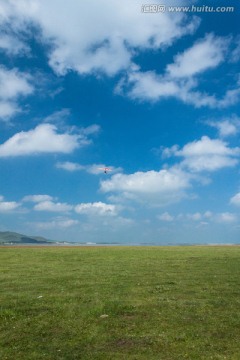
[0,246,240,359]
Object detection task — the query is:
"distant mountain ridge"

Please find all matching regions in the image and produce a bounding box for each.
[0,231,53,244]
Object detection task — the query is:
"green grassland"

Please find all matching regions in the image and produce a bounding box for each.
[0,246,240,359]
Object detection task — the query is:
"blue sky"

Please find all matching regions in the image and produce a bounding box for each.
[0,0,240,244]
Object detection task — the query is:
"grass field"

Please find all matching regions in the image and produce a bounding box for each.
[0,246,240,359]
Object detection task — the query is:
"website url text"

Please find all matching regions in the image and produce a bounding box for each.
[141,4,235,13]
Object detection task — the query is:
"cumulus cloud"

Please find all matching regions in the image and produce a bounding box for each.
[204,211,213,219]
[175,211,212,222]
[186,211,237,224]
[163,136,240,172]
[0,0,199,76]
[0,66,32,100]
[34,200,73,212]
[0,101,19,119]
[0,123,92,157]
[0,33,30,56]
[116,70,180,101]
[117,34,240,108]
[166,34,228,78]
[168,210,236,224]
[0,201,20,212]
[56,162,85,172]
[117,68,240,108]
[177,137,238,157]
[0,66,33,120]
[230,192,240,206]
[207,116,240,137]
[216,212,237,223]
[122,71,240,108]
[183,88,240,108]
[215,121,238,137]
[1,2,237,109]
[157,212,174,222]
[75,202,118,216]
[24,194,75,213]
[101,168,191,205]
[187,212,202,221]
[23,194,54,202]
[0,195,21,212]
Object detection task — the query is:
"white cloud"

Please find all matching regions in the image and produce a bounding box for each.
[43,110,100,135]
[230,37,240,63]
[0,101,19,119]
[214,88,240,108]
[176,211,212,222]
[58,219,79,227]
[212,121,237,137]
[0,123,91,157]
[216,212,237,223]
[158,212,174,222]
[56,162,85,172]
[0,66,33,120]
[163,136,240,172]
[56,162,122,175]
[101,168,191,205]
[0,202,20,212]
[1,2,237,110]
[0,199,21,212]
[23,194,54,202]
[230,192,240,206]
[75,202,118,216]
[117,70,179,101]
[204,211,213,219]
[118,68,240,108]
[169,210,236,225]
[117,33,240,108]
[167,34,228,78]
[43,109,71,124]
[179,136,237,157]
[0,66,32,100]
[0,0,199,76]
[101,169,189,193]
[187,212,202,221]
[188,155,236,172]
[178,82,240,109]
[207,117,240,137]
[34,200,73,212]
[169,210,236,224]
[0,33,30,56]
[35,218,79,229]
[81,124,100,136]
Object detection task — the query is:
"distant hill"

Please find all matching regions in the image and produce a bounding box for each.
[0,231,54,245]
